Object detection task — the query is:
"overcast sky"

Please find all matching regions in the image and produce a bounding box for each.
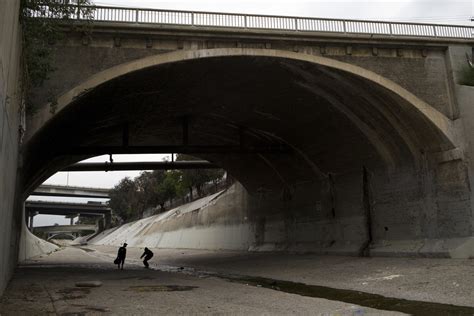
[34,0,473,226]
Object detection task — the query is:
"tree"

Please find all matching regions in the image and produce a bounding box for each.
[108,177,141,222]
[135,170,166,211]
[176,154,225,198]
[108,157,225,223]
[156,171,180,210]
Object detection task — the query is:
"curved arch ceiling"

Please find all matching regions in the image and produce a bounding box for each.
[22,53,456,197]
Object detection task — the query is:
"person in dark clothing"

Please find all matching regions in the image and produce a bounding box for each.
[140,247,154,268]
[115,243,127,270]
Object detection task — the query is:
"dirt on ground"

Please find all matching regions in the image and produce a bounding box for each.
[1,245,473,315]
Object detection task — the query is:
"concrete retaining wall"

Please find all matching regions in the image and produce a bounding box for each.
[92,179,474,258]
[0,0,22,296]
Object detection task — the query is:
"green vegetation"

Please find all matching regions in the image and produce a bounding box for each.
[108,155,225,223]
[20,0,94,112]
[458,66,474,86]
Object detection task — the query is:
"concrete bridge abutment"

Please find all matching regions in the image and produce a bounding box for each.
[0,0,24,296]
[19,24,474,258]
[0,15,473,301]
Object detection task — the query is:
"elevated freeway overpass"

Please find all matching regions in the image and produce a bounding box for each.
[25,200,112,231]
[31,184,110,199]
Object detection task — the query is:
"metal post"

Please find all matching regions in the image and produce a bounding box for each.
[135,8,139,23]
[191,12,194,26]
[343,20,347,33]
[295,18,298,31]
[433,25,437,37]
[244,15,248,28]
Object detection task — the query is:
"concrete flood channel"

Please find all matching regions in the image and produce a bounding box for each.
[223,275,474,316]
[81,247,474,316]
[150,268,473,316]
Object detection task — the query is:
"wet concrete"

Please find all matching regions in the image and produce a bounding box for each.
[128,285,198,292]
[1,247,404,315]
[223,275,474,316]
[90,245,474,309]
[2,245,474,315]
[112,253,474,315]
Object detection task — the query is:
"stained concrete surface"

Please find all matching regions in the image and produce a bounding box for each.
[89,245,474,308]
[3,246,474,315]
[0,0,22,296]
[0,247,404,315]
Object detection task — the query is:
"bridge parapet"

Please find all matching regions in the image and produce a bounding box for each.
[30,4,473,39]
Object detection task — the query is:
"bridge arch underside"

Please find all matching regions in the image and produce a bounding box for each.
[24,55,472,254]
[46,233,77,241]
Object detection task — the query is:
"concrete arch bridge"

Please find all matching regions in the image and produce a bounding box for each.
[32,225,97,242]
[20,5,474,257]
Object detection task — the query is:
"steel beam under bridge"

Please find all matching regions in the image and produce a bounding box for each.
[62,160,218,172]
[59,145,292,156]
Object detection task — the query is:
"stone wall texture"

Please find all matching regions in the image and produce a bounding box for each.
[0,0,22,296]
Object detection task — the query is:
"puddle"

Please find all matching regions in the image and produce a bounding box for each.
[221,275,474,316]
[116,276,138,280]
[127,285,198,292]
[151,265,474,315]
[56,288,91,300]
[71,304,110,312]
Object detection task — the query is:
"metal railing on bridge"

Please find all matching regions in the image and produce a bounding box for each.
[29,4,473,39]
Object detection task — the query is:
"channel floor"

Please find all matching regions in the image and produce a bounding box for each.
[1,245,473,315]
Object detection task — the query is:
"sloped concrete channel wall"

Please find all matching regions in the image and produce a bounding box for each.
[18,219,58,262]
[91,182,474,258]
[0,0,22,295]
[90,186,253,250]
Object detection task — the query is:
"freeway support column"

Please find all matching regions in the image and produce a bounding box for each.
[97,217,105,233]
[28,211,38,230]
[66,214,78,225]
[104,213,112,229]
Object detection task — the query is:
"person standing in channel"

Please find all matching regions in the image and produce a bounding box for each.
[115,243,127,270]
[140,247,154,268]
